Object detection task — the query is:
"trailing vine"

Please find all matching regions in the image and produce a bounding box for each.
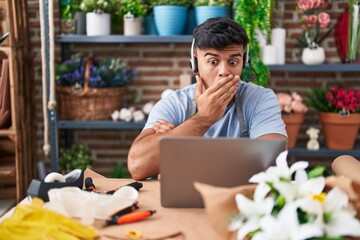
[233,0,274,87]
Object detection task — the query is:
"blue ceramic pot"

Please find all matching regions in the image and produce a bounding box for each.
[195,6,229,25]
[154,5,187,36]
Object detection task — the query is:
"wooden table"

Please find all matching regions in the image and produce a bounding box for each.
[0,170,221,240]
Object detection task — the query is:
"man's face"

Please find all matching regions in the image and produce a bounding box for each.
[195,44,245,89]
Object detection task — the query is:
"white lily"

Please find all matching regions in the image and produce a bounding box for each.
[252,203,323,240]
[274,176,325,203]
[298,187,360,238]
[249,151,308,184]
[233,193,274,239]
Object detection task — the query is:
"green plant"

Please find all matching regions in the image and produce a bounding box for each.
[60,0,82,19]
[59,144,92,172]
[233,0,274,87]
[193,0,232,7]
[120,0,146,17]
[79,0,119,13]
[110,164,131,178]
[151,0,190,7]
[142,0,154,15]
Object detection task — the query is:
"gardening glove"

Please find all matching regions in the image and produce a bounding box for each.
[0,198,99,240]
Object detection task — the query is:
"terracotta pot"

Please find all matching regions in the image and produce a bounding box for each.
[320,112,360,150]
[282,113,304,149]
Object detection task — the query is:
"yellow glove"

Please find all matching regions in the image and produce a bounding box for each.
[0,198,99,240]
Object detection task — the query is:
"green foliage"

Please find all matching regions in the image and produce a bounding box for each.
[151,0,190,7]
[60,0,82,19]
[307,165,326,179]
[193,0,232,7]
[303,87,334,112]
[119,0,146,17]
[79,0,119,13]
[110,164,131,178]
[233,0,274,87]
[59,144,92,172]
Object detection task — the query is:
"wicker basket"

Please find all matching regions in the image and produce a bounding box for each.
[57,59,125,120]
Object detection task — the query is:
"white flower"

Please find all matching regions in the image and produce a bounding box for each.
[249,151,308,184]
[298,187,360,238]
[252,203,323,240]
[274,176,325,203]
[232,193,274,239]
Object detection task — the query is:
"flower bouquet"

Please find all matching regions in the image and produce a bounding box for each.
[276,92,308,148]
[56,56,137,120]
[195,151,360,240]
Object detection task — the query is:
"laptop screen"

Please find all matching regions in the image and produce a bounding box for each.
[160,137,286,208]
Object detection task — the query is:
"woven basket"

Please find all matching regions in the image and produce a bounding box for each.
[57,59,125,120]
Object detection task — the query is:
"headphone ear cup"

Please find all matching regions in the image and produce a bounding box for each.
[190,56,198,73]
[193,57,198,73]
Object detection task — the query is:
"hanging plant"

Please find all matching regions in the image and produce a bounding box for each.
[233,0,274,87]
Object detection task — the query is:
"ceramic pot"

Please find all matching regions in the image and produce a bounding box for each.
[123,13,143,36]
[86,12,111,36]
[194,6,228,25]
[153,6,187,36]
[302,47,325,64]
[320,112,360,150]
[282,113,304,149]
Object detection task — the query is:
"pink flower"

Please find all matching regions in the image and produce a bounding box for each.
[277,92,308,114]
[318,12,330,28]
[291,92,303,102]
[298,0,314,11]
[327,88,360,113]
[313,0,323,8]
[296,0,331,47]
[303,15,318,28]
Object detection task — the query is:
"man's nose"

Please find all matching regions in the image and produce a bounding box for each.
[218,62,231,77]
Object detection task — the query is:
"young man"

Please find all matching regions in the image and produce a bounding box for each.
[128,17,287,180]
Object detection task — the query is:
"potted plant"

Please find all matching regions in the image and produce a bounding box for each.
[296,0,332,64]
[120,0,146,36]
[80,0,118,36]
[60,0,81,34]
[55,55,137,120]
[59,144,92,173]
[152,0,189,36]
[193,0,232,25]
[276,92,308,149]
[304,87,360,150]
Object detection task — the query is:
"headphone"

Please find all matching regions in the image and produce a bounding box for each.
[189,39,257,82]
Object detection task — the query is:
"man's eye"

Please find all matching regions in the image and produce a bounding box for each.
[229,60,239,65]
[209,60,218,65]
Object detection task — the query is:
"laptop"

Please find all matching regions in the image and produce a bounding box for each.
[160,137,286,208]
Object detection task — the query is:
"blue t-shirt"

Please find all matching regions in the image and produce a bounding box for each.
[144,81,287,139]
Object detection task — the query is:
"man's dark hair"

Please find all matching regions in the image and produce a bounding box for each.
[192,17,249,50]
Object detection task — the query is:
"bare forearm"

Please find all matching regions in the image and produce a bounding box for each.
[128,114,214,180]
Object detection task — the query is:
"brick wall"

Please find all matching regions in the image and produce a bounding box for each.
[27,0,359,176]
